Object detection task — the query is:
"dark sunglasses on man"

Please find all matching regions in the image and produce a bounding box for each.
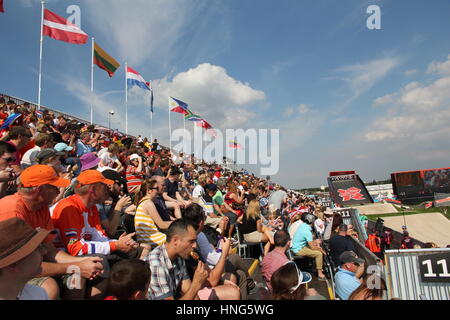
[1,156,16,163]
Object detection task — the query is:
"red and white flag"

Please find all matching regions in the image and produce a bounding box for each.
[0,0,4,13]
[43,9,88,44]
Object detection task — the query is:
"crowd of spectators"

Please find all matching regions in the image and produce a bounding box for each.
[1,96,440,301]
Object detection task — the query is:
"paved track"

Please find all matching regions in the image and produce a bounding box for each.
[381,212,450,247]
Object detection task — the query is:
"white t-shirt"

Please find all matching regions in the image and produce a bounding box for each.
[17,284,49,300]
[192,185,204,199]
[197,232,222,268]
[21,146,41,167]
[99,152,118,170]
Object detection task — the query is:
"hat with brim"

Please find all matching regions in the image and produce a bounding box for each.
[20,164,71,188]
[36,148,65,163]
[80,153,101,171]
[129,154,140,161]
[339,251,365,265]
[102,169,127,186]
[0,218,54,269]
[324,207,334,216]
[298,270,312,285]
[76,170,114,186]
[54,143,73,153]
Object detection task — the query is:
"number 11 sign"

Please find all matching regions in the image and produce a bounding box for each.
[418,252,450,283]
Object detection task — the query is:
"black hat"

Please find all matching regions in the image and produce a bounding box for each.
[339,251,365,265]
[205,184,218,192]
[101,169,127,186]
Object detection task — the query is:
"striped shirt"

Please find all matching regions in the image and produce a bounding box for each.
[134,201,167,247]
[126,165,144,193]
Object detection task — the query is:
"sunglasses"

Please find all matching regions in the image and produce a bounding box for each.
[1,157,16,163]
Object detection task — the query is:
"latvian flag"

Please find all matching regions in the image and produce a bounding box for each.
[0,0,4,13]
[126,67,150,91]
[169,97,190,115]
[43,9,88,44]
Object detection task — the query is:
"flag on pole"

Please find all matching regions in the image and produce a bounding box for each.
[169,97,190,115]
[146,81,154,113]
[94,42,120,77]
[184,111,203,122]
[196,119,217,137]
[43,9,88,44]
[126,67,150,91]
[229,140,243,149]
[0,0,4,13]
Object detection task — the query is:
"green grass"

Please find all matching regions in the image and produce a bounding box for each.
[367,205,450,222]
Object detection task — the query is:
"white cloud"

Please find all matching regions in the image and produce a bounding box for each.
[404,69,417,77]
[63,63,265,136]
[284,104,310,117]
[333,56,400,110]
[298,104,310,114]
[427,54,450,76]
[365,54,450,143]
[283,107,294,117]
[153,63,265,129]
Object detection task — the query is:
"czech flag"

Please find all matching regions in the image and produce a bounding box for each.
[169,97,190,115]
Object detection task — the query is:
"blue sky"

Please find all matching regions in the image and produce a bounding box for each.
[2,0,450,188]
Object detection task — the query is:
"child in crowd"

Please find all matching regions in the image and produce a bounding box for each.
[105,259,151,300]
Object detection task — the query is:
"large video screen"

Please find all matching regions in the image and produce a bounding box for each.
[423,168,450,193]
[395,172,423,187]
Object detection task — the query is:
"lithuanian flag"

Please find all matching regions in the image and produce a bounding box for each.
[94,42,120,77]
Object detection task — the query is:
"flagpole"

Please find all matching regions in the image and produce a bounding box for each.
[168,97,172,152]
[125,62,128,135]
[183,117,186,152]
[150,107,153,142]
[90,37,94,124]
[37,0,45,110]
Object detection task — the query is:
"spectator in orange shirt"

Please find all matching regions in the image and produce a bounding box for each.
[0,165,104,300]
[51,170,147,298]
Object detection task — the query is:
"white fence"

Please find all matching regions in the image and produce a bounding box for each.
[385,248,450,300]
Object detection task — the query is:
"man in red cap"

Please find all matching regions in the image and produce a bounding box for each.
[0,165,104,300]
[51,170,145,298]
[0,218,51,300]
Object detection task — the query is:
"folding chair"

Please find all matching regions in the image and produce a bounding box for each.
[235,224,264,259]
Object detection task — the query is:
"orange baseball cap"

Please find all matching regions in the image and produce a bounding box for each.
[76,170,114,185]
[20,165,71,188]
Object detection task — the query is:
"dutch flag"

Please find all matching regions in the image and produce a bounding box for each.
[126,67,150,91]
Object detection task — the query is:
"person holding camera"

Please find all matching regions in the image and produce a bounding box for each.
[125,154,145,195]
